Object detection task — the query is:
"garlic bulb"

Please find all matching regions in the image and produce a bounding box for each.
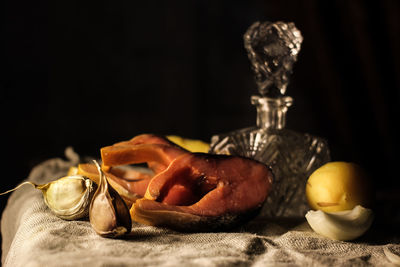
[0,175,96,220]
[89,161,131,238]
[305,205,374,241]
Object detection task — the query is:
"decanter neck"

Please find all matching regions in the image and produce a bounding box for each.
[251,95,293,130]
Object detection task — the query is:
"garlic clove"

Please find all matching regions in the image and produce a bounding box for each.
[0,175,96,220]
[89,161,131,238]
[305,205,374,241]
[42,175,96,220]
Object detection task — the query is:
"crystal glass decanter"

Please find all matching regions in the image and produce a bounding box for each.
[209,21,331,218]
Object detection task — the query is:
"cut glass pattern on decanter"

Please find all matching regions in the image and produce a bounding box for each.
[209,21,330,218]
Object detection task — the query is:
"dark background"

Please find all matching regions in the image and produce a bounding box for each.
[1,0,399,239]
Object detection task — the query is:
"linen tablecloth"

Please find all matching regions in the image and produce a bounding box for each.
[2,148,399,266]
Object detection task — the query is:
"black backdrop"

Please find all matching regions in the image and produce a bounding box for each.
[1,1,399,219]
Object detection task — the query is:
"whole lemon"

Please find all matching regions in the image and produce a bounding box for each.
[306,162,373,212]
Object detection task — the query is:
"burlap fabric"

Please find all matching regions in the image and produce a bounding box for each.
[2,149,399,266]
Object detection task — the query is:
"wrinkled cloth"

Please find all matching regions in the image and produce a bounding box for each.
[1,149,399,267]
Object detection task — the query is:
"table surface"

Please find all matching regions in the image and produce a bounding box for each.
[2,150,399,267]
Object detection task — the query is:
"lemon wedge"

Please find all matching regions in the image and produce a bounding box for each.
[305,205,374,241]
[167,135,210,153]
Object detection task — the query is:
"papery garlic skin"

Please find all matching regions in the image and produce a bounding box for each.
[305,205,374,241]
[43,175,96,220]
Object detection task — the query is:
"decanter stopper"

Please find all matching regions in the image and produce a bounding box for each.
[244,21,303,97]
